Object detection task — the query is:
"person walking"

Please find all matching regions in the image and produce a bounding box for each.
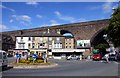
[105,53,109,63]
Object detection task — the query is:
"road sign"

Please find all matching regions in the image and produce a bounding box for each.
[16,53,20,58]
[32,54,37,59]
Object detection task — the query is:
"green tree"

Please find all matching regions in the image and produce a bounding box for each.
[95,43,109,55]
[106,2,120,47]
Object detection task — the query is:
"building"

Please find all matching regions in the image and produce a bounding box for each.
[13,29,65,58]
[65,36,74,49]
[0,34,15,51]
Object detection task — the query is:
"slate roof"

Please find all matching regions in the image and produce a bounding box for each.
[16,32,64,37]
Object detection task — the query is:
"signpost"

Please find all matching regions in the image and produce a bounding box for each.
[43,52,47,63]
[93,49,98,54]
[32,54,37,63]
[16,52,20,63]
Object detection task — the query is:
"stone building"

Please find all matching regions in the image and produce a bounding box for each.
[65,36,74,49]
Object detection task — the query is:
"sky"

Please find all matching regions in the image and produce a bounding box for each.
[0,2,118,32]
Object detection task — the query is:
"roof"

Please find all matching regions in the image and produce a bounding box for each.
[16,32,64,37]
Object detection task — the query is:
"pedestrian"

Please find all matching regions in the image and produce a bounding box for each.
[105,53,109,63]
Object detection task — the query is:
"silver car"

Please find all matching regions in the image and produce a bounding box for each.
[66,55,80,60]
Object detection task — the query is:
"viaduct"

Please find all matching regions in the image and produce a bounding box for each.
[1,19,109,51]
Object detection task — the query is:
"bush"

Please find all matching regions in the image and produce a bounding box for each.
[35,60,44,63]
[19,60,30,64]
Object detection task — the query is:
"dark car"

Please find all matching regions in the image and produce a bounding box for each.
[102,54,117,61]
[7,54,13,57]
[92,54,102,61]
[109,54,117,61]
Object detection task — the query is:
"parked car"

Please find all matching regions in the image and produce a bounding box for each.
[66,55,80,60]
[92,54,102,61]
[109,54,117,61]
[7,53,13,57]
[0,50,8,68]
[102,53,118,61]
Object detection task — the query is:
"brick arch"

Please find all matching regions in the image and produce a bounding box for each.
[90,28,106,47]
[60,30,74,37]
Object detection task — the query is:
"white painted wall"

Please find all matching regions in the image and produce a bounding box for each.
[16,37,32,49]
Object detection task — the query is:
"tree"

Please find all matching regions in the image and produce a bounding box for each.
[95,43,109,55]
[106,2,120,47]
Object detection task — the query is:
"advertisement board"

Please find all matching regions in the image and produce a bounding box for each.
[77,40,90,47]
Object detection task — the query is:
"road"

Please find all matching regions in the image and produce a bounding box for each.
[2,58,119,76]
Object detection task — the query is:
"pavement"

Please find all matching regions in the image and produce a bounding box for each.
[1,58,119,77]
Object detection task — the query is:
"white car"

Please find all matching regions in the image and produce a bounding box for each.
[67,55,80,60]
[0,50,8,67]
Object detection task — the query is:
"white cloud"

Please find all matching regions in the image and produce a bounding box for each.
[40,20,61,27]
[49,20,60,26]
[11,15,32,26]
[102,2,113,13]
[9,19,14,23]
[54,11,86,23]
[10,26,20,30]
[0,24,8,31]
[36,14,43,18]
[26,1,38,5]
[54,11,61,16]
[0,5,15,12]
[89,2,114,13]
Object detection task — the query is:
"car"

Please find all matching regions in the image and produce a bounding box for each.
[7,53,13,57]
[92,54,102,61]
[0,50,8,68]
[66,55,80,60]
[102,53,118,61]
[109,54,117,61]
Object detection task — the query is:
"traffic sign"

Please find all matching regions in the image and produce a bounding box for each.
[32,54,37,59]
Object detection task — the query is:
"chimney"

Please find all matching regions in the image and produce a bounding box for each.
[48,29,50,33]
[57,29,61,34]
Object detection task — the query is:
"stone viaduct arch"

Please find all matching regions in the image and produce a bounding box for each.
[2,19,109,49]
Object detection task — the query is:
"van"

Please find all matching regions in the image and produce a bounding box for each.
[0,50,8,67]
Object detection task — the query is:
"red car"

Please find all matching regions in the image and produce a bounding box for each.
[92,54,102,61]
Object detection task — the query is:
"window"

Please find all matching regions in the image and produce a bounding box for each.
[69,46,71,48]
[56,37,60,41]
[32,43,35,48]
[49,37,52,41]
[19,43,24,49]
[21,37,23,39]
[28,43,31,48]
[40,38,43,41]
[66,46,68,48]
[28,37,31,41]
[67,39,69,41]
[32,37,35,41]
